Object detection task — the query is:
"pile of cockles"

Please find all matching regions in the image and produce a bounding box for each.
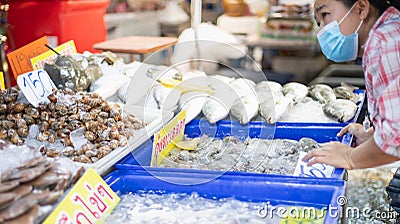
[0,87,145,163]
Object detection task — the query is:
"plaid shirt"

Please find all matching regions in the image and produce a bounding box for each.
[363,7,400,157]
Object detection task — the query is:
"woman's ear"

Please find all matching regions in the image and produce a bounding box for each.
[357,0,370,20]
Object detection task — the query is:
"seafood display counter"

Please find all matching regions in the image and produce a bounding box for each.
[1,39,369,222]
[115,120,353,180]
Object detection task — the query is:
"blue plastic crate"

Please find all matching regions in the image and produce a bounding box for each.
[104,168,346,224]
[116,122,352,179]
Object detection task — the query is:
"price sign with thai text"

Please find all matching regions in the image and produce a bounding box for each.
[293,152,334,178]
[31,40,77,70]
[151,110,186,166]
[43,168,120,224]
[16,69,56,107]
[6,36,49,78]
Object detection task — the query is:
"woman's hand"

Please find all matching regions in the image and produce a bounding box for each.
[337,123,373,146]
[302,142,354,170]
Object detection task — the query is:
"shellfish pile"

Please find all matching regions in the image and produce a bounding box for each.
[0,140,85,223]
[0,87,145,163]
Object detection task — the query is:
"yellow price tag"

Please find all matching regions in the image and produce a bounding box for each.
[43,168,120,224]
[0,72,5,90]
[151,110,186,166]
[31,40,77,70]
[158,78,214,94]
[280,207,326,224]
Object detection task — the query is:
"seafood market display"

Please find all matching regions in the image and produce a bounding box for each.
[0,87,145,164]
[160,135,321,175]
[0,140,84,223]
[105,191,284,224]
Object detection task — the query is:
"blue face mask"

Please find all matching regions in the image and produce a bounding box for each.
[317,3,363,62]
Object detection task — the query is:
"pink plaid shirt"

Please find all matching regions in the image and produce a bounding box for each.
[363,7,400,157]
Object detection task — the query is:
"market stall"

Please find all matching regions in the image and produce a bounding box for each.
[1,0,399,223]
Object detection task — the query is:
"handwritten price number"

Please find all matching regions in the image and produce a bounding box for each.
[299,164,328,178]
[17,69,56,107]
[282,219,321,224]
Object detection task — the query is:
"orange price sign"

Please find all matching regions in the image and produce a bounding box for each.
[6,36,49,78]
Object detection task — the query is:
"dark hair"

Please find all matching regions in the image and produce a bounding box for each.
[338,0,400,14]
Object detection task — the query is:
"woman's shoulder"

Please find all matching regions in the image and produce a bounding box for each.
[369,7,400,43]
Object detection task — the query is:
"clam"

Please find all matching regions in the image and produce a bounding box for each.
[7,129,17,138]
[85,131,97,141]
[98,111,109,118]
[62,146,75,157]
[46,149,61,158]
[109,126,119,140]
[77,155,91,164]
[0,130,7,139]
[24,108,39,119]
[85,149,98,157]
[91,157,99,163]
[109,139,119,150]
[38,103,47,111]
[16,118,27,128]
[48,102,56,111]
[0,104,8,114]
[17,127,29,138]
[22,115,35,126]
[118,136,128,147]
[2,120,15,129]
[40,122,50,132]
[12,102,27,113]
[36,133,48,142]
[47,133,56,143]
[40,111,50,122]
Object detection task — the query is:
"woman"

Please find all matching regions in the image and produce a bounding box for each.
[303,0,400,170]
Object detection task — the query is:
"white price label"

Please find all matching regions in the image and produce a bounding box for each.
[293,151,334,178]
[17,69,57,107]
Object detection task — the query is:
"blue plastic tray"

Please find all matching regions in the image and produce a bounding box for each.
[116,122,352,179]
[104,168,346,224]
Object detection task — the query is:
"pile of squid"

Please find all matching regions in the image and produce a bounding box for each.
[0,140,85,223]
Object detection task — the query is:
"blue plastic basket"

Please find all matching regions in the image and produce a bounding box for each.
[104,168,346,224]
[116,122,352,179]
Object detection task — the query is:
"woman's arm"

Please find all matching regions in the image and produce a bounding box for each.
[349,137,400,169]
[302,136,400,169]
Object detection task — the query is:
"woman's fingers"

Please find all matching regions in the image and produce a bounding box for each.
[301,142,353,169]
[306,156,328,166]
[302,148,324,162]
[337,124,352,137]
